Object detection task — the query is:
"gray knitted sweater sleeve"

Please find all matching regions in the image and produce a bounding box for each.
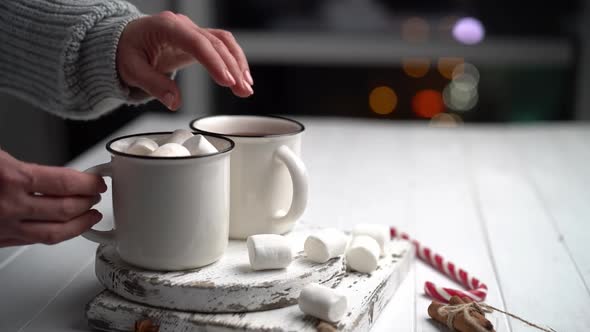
[0,0,145,120]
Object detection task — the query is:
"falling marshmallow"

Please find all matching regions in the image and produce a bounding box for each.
[351,223,389,256]
[150,143,191,157]
[125,138,159,156]
[164,129,194,145]
[247,234,293,270]
[183,134,218,156]
[304,229,348,263]
[298,283,348,323]
[345,235,380,273]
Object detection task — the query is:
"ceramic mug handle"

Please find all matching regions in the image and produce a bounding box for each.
[82,162,116,246]
[273,145,308,226]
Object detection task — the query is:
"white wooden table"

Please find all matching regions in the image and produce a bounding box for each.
[1,114,589,331]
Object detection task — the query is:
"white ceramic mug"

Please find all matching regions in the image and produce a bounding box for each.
[82,132,234,271]
[190,115,308,239]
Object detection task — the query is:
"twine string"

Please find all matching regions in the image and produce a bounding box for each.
[437,302,557,332]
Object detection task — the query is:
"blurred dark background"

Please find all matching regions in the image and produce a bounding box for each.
[0,0,586,166]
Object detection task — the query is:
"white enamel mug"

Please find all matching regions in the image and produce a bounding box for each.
[190,115,308,239]
[82,132,234,271]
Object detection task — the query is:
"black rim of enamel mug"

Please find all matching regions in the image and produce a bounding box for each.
[106,131,235,160]
[189,114,305,138]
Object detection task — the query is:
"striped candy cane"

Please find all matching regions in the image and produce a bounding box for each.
[390,226,488,303]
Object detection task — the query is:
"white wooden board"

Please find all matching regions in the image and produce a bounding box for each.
[0,239,98,331]
[518,127,590,290]
[95,225,345,313]
[410,127,511,332]
[0,246,26,269]
[86,240,414,332]
[2,114,590,332]
[465,127,590,331]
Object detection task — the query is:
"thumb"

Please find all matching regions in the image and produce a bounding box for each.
[127,60,182,110]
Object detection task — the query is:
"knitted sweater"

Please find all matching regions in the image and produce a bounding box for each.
[0,0,144,120]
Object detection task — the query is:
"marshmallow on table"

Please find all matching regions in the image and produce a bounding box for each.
[352,223,389,256]
[247,234,293,270]
[345,235,380,273]
[304,228,348,263]
[298,283,348,323]
[183,134,218,156]
[150,143,191,157]
[125,138,158,156]
[164,129,194,145]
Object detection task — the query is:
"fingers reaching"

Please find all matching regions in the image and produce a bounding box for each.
[154,12,253,96]
[123,52,183,110]
[198,29,253,97]
[208,28,253,85]
[118,11,255,105]
[156,12,236,87]
[175,15,253,97]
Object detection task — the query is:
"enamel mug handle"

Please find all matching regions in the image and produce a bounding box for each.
[82,162,116,246]
[273,145,308,226]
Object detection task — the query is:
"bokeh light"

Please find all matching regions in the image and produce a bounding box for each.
[443,83,478,111]
[401,17,430,42]
[452,17,485,45]
[443,62,480,112]
[452,74,478,93]
[369,86,398,115]
[452,63,480,84]
[429,113,464,127]
[402,58,431,78]
[437,57,464,79]
[412,89,444,118]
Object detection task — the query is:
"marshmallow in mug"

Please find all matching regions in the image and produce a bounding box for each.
[247,234,293,270]
[150,143,191,157]
[304,229,348,263]
[125,138,158,156]
[164,129,194,145]
[298,283,348,323]
[351,223,389,256]
[345,235,380,273]
[183,134,218,155]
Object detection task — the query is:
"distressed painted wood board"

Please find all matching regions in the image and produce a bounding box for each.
[87,240,414,332]
[95,225,346,313]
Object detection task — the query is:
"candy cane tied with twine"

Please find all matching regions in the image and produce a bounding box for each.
[390,226,488,303]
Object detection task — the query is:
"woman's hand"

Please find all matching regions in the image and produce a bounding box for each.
[117,11,254,110]
[0,150,106,247]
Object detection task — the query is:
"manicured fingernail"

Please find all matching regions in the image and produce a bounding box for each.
[245,70,254,85]
[243,80,254,95]
[93,195,102,205]
[163,92,175,110]
[224,69,236,86]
